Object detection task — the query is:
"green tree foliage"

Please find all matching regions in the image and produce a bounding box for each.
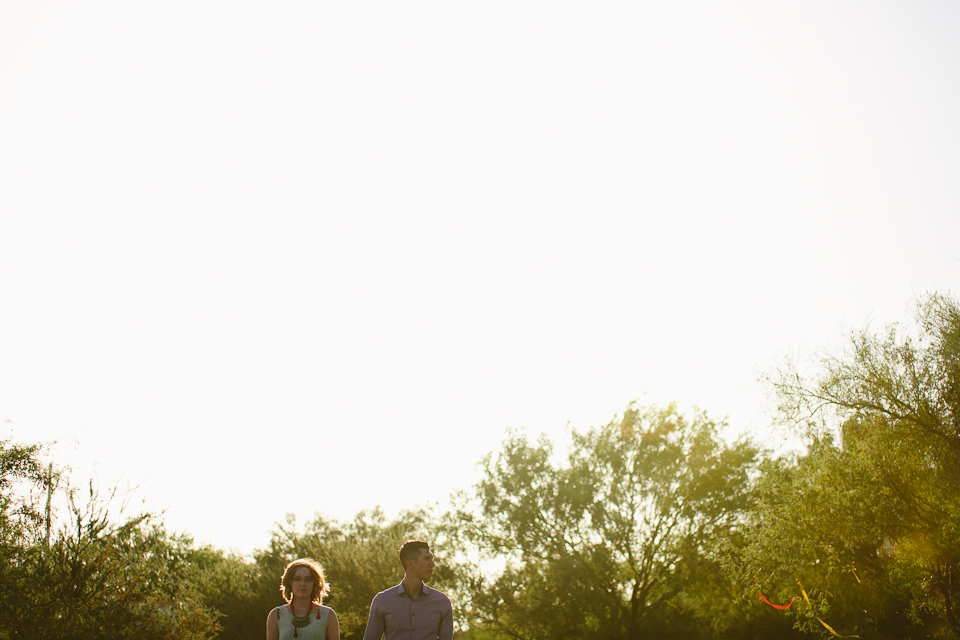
[0,439,47,635]
[450,403,759,640]
[185,545,264,640]
[741,292,960,638]
[0,440,220,640]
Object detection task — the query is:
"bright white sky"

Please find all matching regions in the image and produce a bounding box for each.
[1,2,958,555]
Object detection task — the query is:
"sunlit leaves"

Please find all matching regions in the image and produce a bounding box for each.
[454,402,758,640]
[744,293,960,637]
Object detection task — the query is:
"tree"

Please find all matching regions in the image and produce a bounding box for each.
[0,439,220,640]
[741,292,960,638]
[184,545,264,640]
[450,402,758,640]
[0,439,48,637]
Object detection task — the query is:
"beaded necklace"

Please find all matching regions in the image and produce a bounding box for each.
[286,602,323,638]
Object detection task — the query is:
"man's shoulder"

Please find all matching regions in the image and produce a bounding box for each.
[372,584,401,601]
[424,585,452,606]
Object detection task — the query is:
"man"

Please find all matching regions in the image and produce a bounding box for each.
[362,540,453,640]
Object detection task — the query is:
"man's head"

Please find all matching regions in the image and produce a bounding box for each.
[398,540,435,580]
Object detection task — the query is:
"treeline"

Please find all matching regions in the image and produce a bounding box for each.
[2,292,959,640]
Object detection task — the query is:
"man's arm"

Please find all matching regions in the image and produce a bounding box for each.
[362,596,384,640]
[439,597,453,640]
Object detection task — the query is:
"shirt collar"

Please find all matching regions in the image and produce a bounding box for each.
[397,582,431,596]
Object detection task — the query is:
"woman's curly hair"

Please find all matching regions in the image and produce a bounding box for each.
[280,558,330,604]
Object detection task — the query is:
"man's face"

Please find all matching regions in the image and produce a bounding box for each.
[409,548,435,581]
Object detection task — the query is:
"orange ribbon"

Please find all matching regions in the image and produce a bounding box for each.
[754,578,796,609]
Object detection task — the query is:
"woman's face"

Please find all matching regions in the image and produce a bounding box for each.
[291,567,314,600]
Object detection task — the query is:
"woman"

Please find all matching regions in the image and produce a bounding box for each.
[266,558,340,640]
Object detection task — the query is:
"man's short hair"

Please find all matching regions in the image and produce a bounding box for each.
[398,540,430,570]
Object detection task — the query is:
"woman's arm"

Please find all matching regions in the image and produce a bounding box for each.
[266,607,279,640]
[326,608,340,640]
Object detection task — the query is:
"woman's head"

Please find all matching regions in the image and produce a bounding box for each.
[280,558,330,604]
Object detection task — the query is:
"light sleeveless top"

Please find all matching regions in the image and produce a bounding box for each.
[276,603,331,640]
